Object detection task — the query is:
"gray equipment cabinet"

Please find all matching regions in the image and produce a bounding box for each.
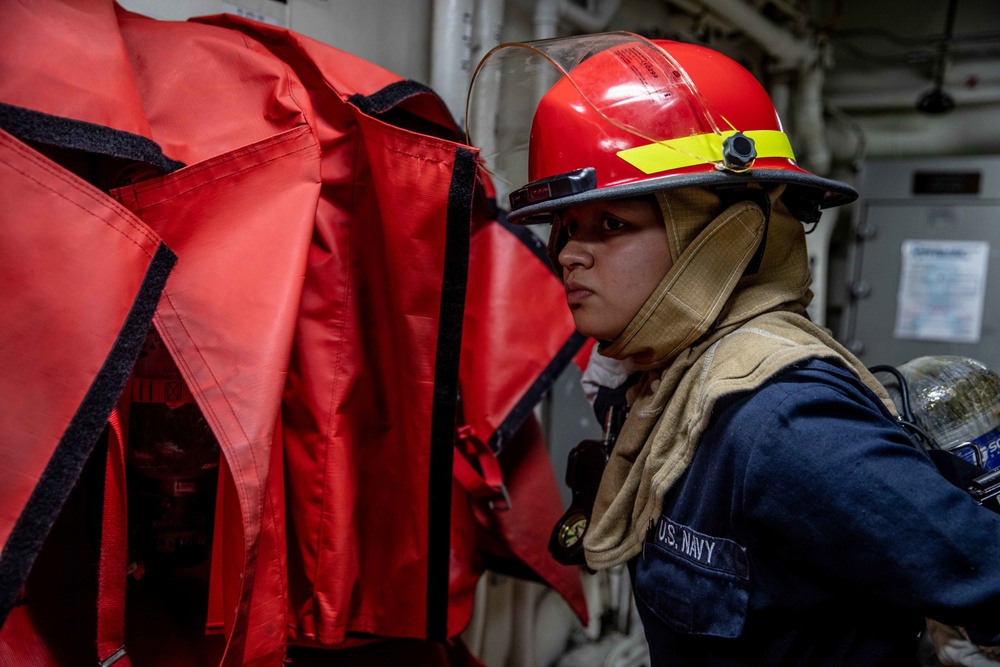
[842,156,1000,370]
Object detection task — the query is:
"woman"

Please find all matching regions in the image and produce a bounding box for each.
[469,33,1000,666]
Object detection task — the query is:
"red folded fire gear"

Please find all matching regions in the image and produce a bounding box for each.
[0,3,585,665]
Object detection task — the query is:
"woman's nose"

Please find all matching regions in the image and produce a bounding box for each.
[558,237,594,269]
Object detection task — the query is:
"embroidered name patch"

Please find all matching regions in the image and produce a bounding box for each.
[650,516,748,579]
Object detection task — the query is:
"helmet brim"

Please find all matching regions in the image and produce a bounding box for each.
[507,168,858,225]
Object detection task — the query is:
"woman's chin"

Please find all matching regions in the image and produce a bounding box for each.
[572,318,620,342]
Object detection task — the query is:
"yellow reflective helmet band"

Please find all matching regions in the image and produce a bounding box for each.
[616,130,796,174]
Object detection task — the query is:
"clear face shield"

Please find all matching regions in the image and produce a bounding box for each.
[464,32,740,204]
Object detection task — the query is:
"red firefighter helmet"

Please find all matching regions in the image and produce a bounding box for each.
[466,32,857,224]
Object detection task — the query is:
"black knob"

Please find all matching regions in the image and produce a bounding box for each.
[722,132,757,169]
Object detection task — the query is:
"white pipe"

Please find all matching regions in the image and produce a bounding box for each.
[661,0,738,36]
[534,0,623,41]
[828,86,1000,111]
[804,206,840,327]
[471,0,505,66]
[686,0,813,67]
[531,0,562,124]
[559,0,623,33]
[826,104,1000,160]
[795,64,831,175]
[534,0,560,40]
[769,75,792,130]
[468,0,506,179]
[431,0,475,129]
[526,0,628,137]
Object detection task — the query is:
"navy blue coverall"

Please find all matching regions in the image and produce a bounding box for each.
[631,358,1000,666]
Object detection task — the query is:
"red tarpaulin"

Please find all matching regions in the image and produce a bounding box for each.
[0,4,585,665]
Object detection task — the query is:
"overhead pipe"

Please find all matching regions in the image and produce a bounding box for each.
[826,60,1000,100]
[560,0,624,34]
[828,85,1000,111]
[534,0,624,41]
[827,104,1000,160]
[684,0,813,67]
[657,0,739,38]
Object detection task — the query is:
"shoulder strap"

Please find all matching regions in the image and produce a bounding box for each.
[96,410,132,667]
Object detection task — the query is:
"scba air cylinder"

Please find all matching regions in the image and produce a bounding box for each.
[893,355,1000,471]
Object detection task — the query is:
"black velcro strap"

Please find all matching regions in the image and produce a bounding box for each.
[425,145,476,641]
[0,102,184,174]
[0,242,176,627]
[348,81,461,142]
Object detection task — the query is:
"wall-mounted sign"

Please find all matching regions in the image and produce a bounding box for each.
[895,239,990,343]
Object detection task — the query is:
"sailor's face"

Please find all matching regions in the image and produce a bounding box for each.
[557,197,672,341]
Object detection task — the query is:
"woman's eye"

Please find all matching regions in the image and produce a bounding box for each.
[564,221,579,237]
[601,217,626,232]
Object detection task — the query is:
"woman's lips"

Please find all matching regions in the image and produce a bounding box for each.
[565,283,594,305]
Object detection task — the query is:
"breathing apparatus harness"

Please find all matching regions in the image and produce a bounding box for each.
[870,364,1000,515]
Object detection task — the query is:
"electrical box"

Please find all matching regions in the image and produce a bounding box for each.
[842,156,1000,370]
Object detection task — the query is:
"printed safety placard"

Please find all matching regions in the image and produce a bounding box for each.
[894,239,990,343]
